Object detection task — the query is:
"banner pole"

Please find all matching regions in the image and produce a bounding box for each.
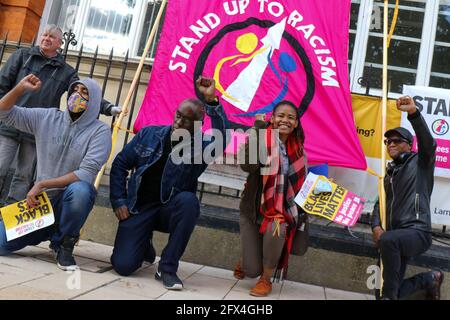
[94,0,168,190]
[379,0,389,296]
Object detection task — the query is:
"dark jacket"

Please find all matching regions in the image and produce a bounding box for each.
[371,110,437,233]
[109,103,230,214]
[0,46,114,141]
[238,119,309,256]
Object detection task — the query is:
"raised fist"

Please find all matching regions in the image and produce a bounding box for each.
[396,96,417,115]
[196,76,217,103]
[255,114,266,122]
[19,74,42,92]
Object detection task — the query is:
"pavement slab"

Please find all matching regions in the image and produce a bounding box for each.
[0,241,377,300]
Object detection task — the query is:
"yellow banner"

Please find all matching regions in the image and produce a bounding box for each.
[352,94,401,159]
[0,193,55,241]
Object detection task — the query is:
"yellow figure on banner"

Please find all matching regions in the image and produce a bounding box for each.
[214,32,268,103]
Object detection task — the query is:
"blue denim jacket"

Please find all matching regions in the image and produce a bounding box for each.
[110,103,230,214]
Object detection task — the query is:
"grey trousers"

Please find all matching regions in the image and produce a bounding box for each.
[0,135,36,203]
[239,214,286,278]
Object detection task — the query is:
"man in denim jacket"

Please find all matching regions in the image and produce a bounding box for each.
[109,76,230,290]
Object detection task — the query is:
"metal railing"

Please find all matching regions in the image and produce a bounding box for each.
[0,30,151,148]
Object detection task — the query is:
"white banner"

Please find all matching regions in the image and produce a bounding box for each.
[402,85,450,178]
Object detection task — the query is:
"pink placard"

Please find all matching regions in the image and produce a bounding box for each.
[333,192,365,227]
[412,137,450,170]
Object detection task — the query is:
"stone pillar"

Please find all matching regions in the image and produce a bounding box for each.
[0,0,46,43]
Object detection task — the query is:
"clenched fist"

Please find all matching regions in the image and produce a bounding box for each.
[196,76,217,103]
[19,74,42,92]
[255,114,266,122]
[396,96,417,115]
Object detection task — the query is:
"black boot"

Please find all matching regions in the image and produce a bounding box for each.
[56,237,78,271]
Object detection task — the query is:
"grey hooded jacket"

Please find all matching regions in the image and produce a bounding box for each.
[0,46,115,141]
[0,78,112,191]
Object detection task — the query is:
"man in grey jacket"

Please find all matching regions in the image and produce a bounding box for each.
[0,25,121,205]
[0,74,112,271]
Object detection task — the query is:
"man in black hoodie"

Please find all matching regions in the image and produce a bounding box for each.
[371,96,444,300]
[0,25,121,205]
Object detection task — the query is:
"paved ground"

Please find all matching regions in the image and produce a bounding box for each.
[0,240,375,300]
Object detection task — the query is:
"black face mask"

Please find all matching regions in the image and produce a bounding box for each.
[69,110,85,122]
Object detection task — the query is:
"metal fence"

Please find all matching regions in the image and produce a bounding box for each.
[0,30,151,149]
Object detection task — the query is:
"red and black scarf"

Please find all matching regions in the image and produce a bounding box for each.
[259,125,306,281]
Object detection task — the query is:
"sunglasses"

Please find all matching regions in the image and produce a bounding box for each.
[384,138,410,146]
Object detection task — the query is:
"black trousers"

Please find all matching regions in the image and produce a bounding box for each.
[379,228,433,299]
[111,192,200,276]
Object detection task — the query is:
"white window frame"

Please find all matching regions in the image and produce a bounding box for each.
[38,0,55,38]
[129,0,162,57]
[40,0,150,57]
[428,1,450,86]
[350,0,444,98]
[350,0,375,93]
[76,0,146,56]
[416,0,440,86]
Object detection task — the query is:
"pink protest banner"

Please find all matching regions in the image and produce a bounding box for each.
[134,0,366,170]
[333,192,365,227]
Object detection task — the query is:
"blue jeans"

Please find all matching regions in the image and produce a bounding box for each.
[0,135,36,203]
[0,181,96,256]
[111,192,200,276]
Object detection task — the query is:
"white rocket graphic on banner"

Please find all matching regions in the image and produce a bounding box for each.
[222,18,287,112]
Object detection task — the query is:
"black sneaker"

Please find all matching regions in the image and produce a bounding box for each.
[49,242,60,258]
[155,269,183,290]
[143,240,156,264]
[56,237,79,271]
